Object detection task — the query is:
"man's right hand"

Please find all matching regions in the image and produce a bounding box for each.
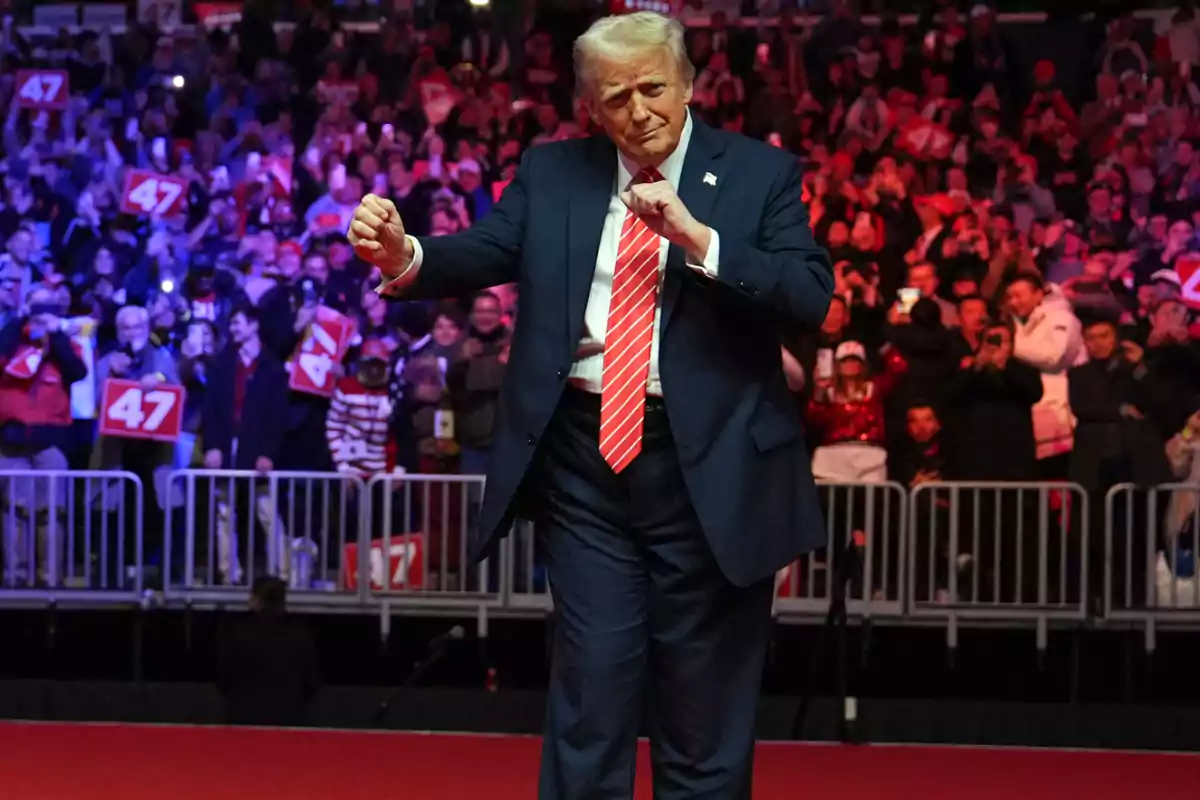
[349,194,412,280]
[203,449,223,469]
[109,352,132,375]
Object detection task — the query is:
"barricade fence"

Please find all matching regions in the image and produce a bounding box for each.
[1,470,1197,634]
[773,481,907,620]
[162,470,364,606]
[1106,484,1200,621]
[362,473,502,611]
[0,470,144,602]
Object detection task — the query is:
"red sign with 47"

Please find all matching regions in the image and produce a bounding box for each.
[15,70,69,110]
[120,170,189,217]
[288,309,354,397]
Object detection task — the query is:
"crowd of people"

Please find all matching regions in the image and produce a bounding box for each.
[1,0,1199,592]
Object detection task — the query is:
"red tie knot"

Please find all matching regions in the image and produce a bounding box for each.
[636,168,664,185]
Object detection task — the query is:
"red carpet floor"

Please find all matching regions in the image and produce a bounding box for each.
[0,721,1195,799]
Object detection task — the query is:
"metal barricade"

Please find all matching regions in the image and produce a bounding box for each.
[505,519,552,613]
[0,469,144,603]
[774,482,908,620]
[362,473,500,613]
[908,482,1089,647]
[1105,483,1200,649]
[162,470,365,608]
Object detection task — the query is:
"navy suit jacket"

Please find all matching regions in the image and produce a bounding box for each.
[401,119,833,587]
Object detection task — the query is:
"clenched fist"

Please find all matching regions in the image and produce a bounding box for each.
[349,194,414,280]
[620,180,710,261]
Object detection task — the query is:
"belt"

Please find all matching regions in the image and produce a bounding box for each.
[560,385,666,413]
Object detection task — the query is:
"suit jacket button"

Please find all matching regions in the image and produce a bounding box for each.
[556,369,566,380]
[526,434,536,445]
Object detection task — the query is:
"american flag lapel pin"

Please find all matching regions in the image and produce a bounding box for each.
[703,172,717,186]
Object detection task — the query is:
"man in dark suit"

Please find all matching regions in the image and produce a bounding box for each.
[201,305,289,474]
[200,305,290,584]
[217,576,320,726]
[350,12,832,799]
[1069,317,1174,608]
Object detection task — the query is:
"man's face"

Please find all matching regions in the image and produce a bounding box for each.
[989,215,1013,244]
[907,264,938,297]
[827,222,849,248]
[1005,281,1042,319]
[1152,299,1189,333]
[229,312,257,346]
[1084,251,1116,278]
[303,255,330,285]
[470,296,502,335]
[458,168,481,193]
[329,243,352,269]
[1084,322,1118,361]
[906,406,940,444]
[7,231,32,263]
[959,298,988,334]
[1149,215,1169,242]
[584,50,692,168]
[1169,221,1194,249]
[117,315,150,351]
[430,210,458,237]
[356,151,378,178]
[432,314,461,346]
[388,162,411,191]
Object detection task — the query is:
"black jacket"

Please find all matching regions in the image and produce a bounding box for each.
[944,359,1044,481]
[1067,358,1174,491]
[217,612,320,726]
[200,345,289,469]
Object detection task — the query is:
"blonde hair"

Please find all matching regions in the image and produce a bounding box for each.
[573,12,695,99]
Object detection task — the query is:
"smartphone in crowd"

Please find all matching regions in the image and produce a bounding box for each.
[815,349,834,381]
[329,164,347,191]
[897,287,921,315]
[186,323,206,353]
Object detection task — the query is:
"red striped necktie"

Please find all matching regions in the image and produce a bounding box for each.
[598,167,663,474]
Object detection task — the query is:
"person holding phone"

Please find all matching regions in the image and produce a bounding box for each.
[947,319,1044,480]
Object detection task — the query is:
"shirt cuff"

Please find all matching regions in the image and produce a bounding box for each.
[375,235,424,297]
[684,228,720,278]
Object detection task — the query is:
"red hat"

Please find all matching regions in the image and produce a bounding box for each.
[360,338,391,362]
[279,240,303,259]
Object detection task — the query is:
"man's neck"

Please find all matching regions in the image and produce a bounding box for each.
[239,338,261,364]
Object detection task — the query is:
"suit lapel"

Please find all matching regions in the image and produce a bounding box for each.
[566,136,617,356]
[662,119,726,330]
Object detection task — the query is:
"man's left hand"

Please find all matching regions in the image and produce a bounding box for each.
[139,374,162,390]
[620,180,710,262]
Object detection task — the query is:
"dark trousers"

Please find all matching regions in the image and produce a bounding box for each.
[533,389,773,800]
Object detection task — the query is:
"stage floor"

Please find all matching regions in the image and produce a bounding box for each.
[0,721,1194,798]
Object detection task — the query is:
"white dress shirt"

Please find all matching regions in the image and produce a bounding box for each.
[380,112,721,397]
